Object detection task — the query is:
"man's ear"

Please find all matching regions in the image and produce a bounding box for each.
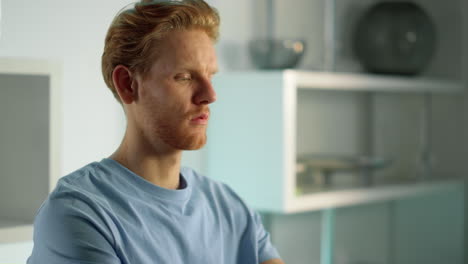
[112,65,138,104]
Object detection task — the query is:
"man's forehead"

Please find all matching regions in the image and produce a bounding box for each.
[149,35,218,74]
[160,30,217,58]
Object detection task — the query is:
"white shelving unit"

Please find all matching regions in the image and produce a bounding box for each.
[207,70,465,213]
[292,70,463,93]
[0,58,62,243]
[288,179,463,213]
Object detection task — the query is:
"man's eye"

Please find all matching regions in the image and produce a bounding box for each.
[175,74,192,81]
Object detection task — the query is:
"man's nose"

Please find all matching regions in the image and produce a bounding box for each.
[194,78,217,105]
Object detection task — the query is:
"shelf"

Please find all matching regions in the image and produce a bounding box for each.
[0,221,33,244]
[287,70,465,93]
[286,179,464,213]
[207,71,465,213]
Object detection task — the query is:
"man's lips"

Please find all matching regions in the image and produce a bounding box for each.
[190,113,209,125]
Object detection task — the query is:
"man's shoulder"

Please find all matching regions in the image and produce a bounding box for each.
[47,160,117,210]
[54,161,104,193]
[36,160,120,224]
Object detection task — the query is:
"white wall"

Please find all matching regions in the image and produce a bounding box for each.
[0,0,131,176]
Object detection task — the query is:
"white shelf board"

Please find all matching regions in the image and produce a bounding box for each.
[0,219,33,243]
[286,179,464,213]
[287,70,465,93]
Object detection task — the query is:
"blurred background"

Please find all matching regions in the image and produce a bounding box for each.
[0,0,467,263]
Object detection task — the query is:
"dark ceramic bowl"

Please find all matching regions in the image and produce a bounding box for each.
[249,39,306,69]
[353,2,436,75]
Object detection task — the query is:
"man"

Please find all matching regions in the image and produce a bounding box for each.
[28,0,284,263]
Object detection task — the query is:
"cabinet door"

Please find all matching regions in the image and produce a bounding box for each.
[334,202,391,264]
[394,190,464,264]
[0,74,50,222]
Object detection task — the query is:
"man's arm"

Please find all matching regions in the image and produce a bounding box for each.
[251,209,285,264]
[261,258,286,264]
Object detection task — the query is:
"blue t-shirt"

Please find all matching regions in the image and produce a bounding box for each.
[27,158,280,264]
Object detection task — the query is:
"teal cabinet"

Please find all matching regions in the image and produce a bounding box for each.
[207,71,290,212]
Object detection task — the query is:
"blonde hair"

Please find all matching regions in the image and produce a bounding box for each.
[101,0,220,102]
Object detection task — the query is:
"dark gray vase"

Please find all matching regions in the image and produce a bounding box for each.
[353,2,436,75]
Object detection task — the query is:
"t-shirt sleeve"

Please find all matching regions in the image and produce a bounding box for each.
[27,191,121,264]
[217,180,282,263]
[252,210,281,263]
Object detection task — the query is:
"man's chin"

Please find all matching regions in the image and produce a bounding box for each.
[168,133,207,151]
[183,137,207,150]
[184,144,205,151]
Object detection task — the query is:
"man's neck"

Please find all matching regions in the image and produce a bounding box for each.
[110,135,182,190]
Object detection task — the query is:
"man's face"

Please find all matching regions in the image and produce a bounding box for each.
[132,29,218,151]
